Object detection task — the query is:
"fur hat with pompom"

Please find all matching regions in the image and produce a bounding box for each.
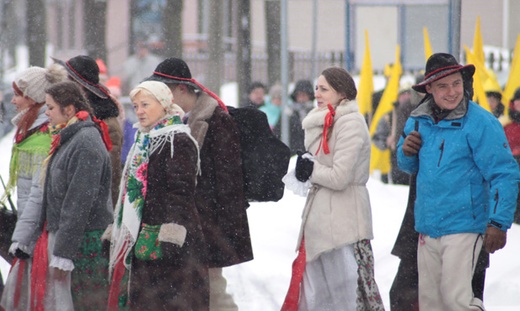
[13,64,67,103]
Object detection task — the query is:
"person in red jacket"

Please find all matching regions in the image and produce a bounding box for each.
[503,87,520,224]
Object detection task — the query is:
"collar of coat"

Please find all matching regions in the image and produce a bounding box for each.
[186,92,219,148]
[302,99,359,150]
[411,95,468,121]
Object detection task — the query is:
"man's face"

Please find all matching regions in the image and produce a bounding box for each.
[249,87,265,106]
[426,72,464,110]
[487,95,500,111]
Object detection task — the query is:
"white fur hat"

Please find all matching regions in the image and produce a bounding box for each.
[13,64,67,103]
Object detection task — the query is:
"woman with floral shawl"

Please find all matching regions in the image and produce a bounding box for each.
[108,81,208,310]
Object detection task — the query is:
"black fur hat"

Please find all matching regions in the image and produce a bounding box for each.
[51,55,111,99]
[145,58,200,90]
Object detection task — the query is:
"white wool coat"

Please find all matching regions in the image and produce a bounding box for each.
[298,99,374,262]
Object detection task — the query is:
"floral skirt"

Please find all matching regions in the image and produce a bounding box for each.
[71,229,110,311]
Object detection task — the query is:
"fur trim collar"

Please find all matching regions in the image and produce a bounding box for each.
[302,99,359,150]
[186,93,219,148]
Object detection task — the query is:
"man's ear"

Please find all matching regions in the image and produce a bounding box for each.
[425,84,432,94]
[177,84,188,93]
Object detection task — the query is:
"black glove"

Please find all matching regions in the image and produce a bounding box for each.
[295,151,314,182]
[14,248,30,260]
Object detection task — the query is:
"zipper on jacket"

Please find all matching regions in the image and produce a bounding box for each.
[437,139,445,167]
[494,189,499,214]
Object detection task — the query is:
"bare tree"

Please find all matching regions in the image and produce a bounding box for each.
[207,0,224,95]
[265,0,281,88]
[162,0,183,58]
[236,0,251,107]
[83,0,107,61]
[27,0,46,66]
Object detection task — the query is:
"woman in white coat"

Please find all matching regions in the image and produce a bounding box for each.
[282,67,384,311]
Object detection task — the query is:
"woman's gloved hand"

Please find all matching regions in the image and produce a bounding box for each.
[295,151,314,182]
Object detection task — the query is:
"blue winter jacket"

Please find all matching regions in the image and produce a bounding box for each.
[397,98,520,238]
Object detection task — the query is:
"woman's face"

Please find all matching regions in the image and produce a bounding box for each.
[315,75,344,109]
[11,93,35,112]
[45,94,72,126]
[132,92,166,128]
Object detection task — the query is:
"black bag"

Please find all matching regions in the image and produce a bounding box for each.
[0,200,16,260]
[227,106,291,202]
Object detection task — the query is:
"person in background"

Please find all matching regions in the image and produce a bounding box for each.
[274,79,315,155]
[372,83,414,185]
[281,67,383,310]
[31,81,113,310]
[53,55,123,210]
[259,84,283,130]
[503,87,520,224]
[123,41,162,95]
[243,81,266,108]
[0,64,67,310]
[108,81,208,310]
[119,96,138,165]
[398,53,520,310]
[146,58,253,311]
[483,78,505,120]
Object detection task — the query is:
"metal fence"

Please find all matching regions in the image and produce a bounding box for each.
[183,48,513,86]
[184,51,346,85]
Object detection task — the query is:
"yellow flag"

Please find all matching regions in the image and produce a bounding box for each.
[473,16,485,66]
[357,30,374,118]
[464,45,491,112]
[423,27,433,61]
[369,45,402,174]
[503,34,520,107]
[369,45,402,136]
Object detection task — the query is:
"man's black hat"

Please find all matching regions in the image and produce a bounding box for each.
[413,53,475,93]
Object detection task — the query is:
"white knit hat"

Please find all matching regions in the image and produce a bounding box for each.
[13,64,67,103]
[130,80,185,117]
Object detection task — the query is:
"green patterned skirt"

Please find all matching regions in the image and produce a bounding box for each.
[71,229,110,311]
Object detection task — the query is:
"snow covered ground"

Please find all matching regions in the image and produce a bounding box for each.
[2,128,520,310]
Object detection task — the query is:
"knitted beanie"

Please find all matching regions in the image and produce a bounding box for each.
[13,64,67,103]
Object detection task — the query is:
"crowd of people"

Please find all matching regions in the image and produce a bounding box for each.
[0,50,519,311]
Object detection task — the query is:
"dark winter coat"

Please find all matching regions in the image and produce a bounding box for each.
[104,117,123,208]
[274,101,314,155]
[187,93,253,267]
[42,119,113,259]
[86,92,123,209]
[130,132,209,310]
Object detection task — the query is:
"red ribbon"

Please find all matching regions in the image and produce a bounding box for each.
[281,238,306,311]
[91,115,113,151]
[49,133,61,157]
[31,223,49,311]
[76,111,113,151]
[152,71,228,113]
[12,258,25,309]
[107,242,128,311]
[315,103,336,155]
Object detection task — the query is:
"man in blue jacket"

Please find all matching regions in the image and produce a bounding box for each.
[397,53,520,310]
